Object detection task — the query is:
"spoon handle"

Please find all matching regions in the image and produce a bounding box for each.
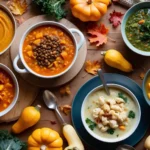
[97,69,110,95]
[55,107,67,126]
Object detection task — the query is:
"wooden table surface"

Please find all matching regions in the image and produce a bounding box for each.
[0,0,150,149]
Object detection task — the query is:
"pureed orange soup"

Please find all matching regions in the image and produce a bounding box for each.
[0,69,15,111]
[23,25,75,76]
[0,9,14,52]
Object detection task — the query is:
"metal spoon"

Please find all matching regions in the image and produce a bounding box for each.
[116,144,136,150]
[97,69,110,95]
[43,90,66,126]
[43,90,84,150]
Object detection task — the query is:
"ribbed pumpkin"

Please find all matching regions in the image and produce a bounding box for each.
[28,128,63,150]
[70,0,110,22]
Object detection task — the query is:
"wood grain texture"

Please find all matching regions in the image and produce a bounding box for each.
[10,16,87,87]
[0,1,149,150]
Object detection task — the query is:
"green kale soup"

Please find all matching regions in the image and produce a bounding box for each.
[125,9,150,51]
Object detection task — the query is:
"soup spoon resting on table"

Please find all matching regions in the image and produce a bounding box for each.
[43,90,84,150]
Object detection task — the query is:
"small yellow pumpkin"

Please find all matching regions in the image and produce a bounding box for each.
[12,105,41,134]
[70,0,110,22]
[28,128,63,150]
[103,49,133,72]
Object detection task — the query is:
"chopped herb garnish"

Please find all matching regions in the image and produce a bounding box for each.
[86,118,97,130]
[128,110,135,119]
[117,134,119,137]
[118,92,128,103]
[107,128,115,135]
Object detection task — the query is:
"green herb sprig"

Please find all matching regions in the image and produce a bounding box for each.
[128,110,135,119]
[107,128,115,135]
[86,118,97,131]
[118,92,128,103]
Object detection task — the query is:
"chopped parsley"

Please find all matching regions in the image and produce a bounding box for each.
[118,92,128,103]
[107,128,115,135]
[86,118,97,130]
[128,110,135,119]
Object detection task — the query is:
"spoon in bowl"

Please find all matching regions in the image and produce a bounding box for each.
[43,90,84,150]
[116,144,136,150]
[97,69,110,95]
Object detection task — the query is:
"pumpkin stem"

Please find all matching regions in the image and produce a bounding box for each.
[101,51,106,56]
[35,105,41,112]
[87,0,92,4]
[40,145,46,150]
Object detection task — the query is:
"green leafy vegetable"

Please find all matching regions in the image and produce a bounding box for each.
[107,128,115,135]
[32,0,67,20]
[86,118,97,130]
[118,92,128,103]
[0,130,27,150]
[140,21,150,41]
[128,110,135,119]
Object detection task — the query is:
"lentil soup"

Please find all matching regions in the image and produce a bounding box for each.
[0,69,15,111]
[23,25,75,76]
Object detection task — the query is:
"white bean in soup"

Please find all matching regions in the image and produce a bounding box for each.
[83,88,137,138]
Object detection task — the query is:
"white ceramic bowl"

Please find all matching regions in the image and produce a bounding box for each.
[0,4,16,55]
[0,64,19,117]
[13,21,85,79]
[81,84,141,143]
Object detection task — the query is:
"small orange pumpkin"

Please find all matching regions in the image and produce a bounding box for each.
[70,0,110,22]
[28,128,63,150]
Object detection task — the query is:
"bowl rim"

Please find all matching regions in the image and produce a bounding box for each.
[0,63,19,116]
[18,21,79,79]
[142,69,150,106]
[0,4,17,55]
[121,2,150,56]
[81,83,141,143]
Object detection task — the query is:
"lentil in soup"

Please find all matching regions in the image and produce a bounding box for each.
[126,9,150,51]
[23,26,75,76]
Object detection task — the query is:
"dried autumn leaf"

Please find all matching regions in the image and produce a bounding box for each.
[85,60,101,75]
[60,105,72,115]
[16,17,25,25]
[109,10,124,28]
[7,0,28,15]
[87,23,109,46]
[50,120,56,125]
[60,85,71,95]
[140,72,145,80]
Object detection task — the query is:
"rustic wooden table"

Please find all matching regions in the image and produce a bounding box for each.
[0,0,150,149]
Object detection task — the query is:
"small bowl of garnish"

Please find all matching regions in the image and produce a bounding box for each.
[0,4,16,55]
[142,69,150,106]
[81,84,141,143]
[0,63,19,117]
[13,21,84,78]
[121,2,150,56]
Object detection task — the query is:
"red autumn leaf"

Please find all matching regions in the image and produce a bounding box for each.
[87,23,109,46]
[109,10,124,28]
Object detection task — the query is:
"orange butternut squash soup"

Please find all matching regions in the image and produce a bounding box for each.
[23,26,75,76]
[0,69,15,111]
[0,9,14,52]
